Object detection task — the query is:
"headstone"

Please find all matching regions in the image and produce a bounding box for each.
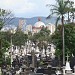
[21,64,26,72]
[65,61,72,70]
[74,65,75,73]
[36,68,44,74]
[65,54,72,74]
[0,67,1,75]
[65,61,72,74]
[47,64,52,75]
[16,68,22,75]
[70,56,75,70]
[63,66,65,75]
[56,70,61,75]
[72,65,75,75]
[63,54,72,75]
[51,57,59,67]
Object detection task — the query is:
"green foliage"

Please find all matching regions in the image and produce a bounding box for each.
[39,61,44,66]
[0,19,3,30]
[13,31,28,46]
[6,57,11,65]
[65,0,75,23]
[0,9,5,29]
[30,27,50,42]
[29,27,51,51]
[0,8,14,30]
[52,23,75,57]
[0,57,4,66]
[0,32,10,66]
[0,30,28,65]
[47,0,74,29]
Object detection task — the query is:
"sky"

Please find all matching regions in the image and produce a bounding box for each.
[0,0,75,18]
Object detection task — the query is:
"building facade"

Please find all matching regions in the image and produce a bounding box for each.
[25,18,55,35]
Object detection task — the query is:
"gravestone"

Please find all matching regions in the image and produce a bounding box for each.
[47,64,52,75]
[70,56,75,71]
[16,68,22,75]
[51,57,59,67]
[36,68,44,74]
[21,64,27,72]
[72,65,75,75]
[65,54,72,75]
[74,66,75,73]
[0,67,1,75]
[65,61,72,74]
[56,70,61,75]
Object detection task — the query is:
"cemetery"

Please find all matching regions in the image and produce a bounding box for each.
[0,0,75,75]
[0,40,75,75]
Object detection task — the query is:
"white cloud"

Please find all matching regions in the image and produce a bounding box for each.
[0,0,37,14]
[43,0,56,5]
[0,0,75,18]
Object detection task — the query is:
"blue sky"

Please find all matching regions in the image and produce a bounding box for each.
[0,0,74,18]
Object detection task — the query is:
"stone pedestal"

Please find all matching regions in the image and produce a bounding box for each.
[47,65,52,75]
[65,71,73,75]
[56,70,61,75]
[65,61,72,75]
[63,66,65,75]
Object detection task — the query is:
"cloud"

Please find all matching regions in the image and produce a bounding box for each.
[0,0,75,18]
[43,0,56,5]
[0,0,37,14]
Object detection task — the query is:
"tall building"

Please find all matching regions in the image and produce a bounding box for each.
[46,23,55,34]
[18,19,26,31]
[32,18,46,34]
[25,18,55,35]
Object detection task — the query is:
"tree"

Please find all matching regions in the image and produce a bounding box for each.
[52,23,75,60]
[13,31,28,47]
[64,0,71,23]
[30,27,50,42]
[30,27,51,58]
[47,0,70,65]
[69,1,75,23]
[0,32,10,65]
[64,0,75,23]
[0,8,14,30]
[46,0,74,28]
[0,8,14,56]
[0,8,14,66]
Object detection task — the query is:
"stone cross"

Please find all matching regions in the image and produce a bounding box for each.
[66,54,69,61]
[56,70,61,75]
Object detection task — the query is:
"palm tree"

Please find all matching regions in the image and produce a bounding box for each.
[69,1,75,23]
[65,0,71,23]
[64,0,75,23]
[47,0,70,65]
